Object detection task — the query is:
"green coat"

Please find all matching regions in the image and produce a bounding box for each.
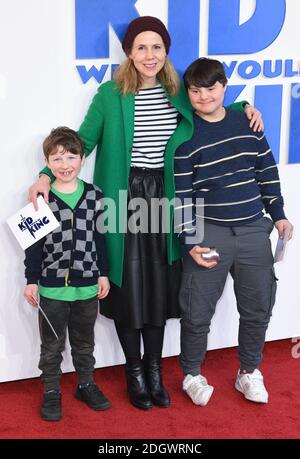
[42,80,245,287]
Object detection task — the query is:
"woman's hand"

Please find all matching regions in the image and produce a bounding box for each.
[24,284,38,306]
[98,276,110,299]
[244,104,264,132]
[28,175,51,210]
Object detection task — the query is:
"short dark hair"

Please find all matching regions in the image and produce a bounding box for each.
[183,57,228,89]
[43,127,84,160]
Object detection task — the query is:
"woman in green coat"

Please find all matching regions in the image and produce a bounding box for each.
[29,16,263,410]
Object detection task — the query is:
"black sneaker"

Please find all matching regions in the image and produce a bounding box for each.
[40,390,62,421]
[75,383,111,411]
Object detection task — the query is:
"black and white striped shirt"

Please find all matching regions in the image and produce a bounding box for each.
[131,85,178,169]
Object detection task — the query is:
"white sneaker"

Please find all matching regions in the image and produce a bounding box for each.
[183,374,214,406]
[235,369,268,404]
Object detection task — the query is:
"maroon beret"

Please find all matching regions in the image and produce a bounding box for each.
[122,16,171,55]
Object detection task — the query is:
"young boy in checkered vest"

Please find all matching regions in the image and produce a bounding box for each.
[24,127,111,421]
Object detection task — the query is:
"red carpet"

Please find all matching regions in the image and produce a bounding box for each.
[1,339,299,439]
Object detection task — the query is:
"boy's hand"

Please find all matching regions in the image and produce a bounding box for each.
[24,284,38,306]
[274,219,294,240]
[244,104,264,132]
[189,246,219,269]
[98,276,110,299]
[28,175,51,210]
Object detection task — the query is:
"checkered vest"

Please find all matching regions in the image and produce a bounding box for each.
[24,182,109,287]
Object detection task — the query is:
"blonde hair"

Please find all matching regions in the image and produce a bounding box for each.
[114,57,180,96]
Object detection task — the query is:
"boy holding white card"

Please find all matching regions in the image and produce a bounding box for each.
[174,58,293,407]
[24,127,111,421]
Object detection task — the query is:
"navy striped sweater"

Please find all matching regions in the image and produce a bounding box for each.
[174,108,286,248]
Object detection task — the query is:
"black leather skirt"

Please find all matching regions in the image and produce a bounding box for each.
[100,167,181,328]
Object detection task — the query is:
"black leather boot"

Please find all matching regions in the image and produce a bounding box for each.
[125,360,153,410]
[144,354,170,407]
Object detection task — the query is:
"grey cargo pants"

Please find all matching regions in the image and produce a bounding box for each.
[179,217,277,376]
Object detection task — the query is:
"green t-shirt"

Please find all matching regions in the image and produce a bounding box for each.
[39,179,98,301]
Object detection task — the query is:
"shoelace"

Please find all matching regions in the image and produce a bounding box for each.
[46,398,60,407]
[44,392,61,405]
[187,375,208,392]
[84,384,104,399]
[45,390,60,397]
[85,384,97,392]
[243,374,265,392]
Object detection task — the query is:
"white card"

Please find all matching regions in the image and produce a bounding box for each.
[274,228,290,263]
[6,195,60,250]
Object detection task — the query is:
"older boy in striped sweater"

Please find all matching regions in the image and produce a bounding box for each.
[174,58,293,406]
